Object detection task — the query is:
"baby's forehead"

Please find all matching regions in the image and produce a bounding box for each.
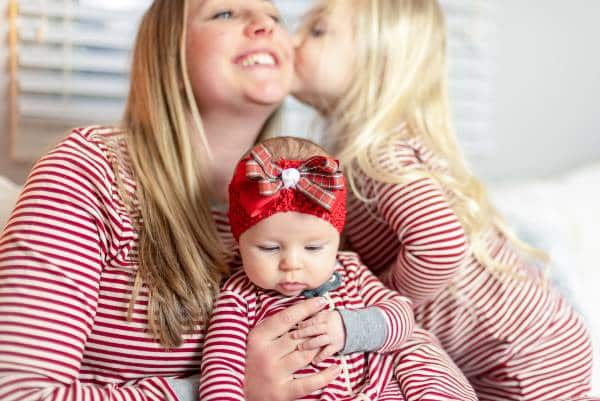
[247,211,339,237]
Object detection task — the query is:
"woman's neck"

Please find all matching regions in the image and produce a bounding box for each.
[200,108,274,204]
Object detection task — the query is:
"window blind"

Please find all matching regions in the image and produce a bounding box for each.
[7,0,494,161]
[8,0,150,160]
[1,0,9,132]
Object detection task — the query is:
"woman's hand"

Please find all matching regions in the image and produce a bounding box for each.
[244,297,340,401]
[292,310,345,363]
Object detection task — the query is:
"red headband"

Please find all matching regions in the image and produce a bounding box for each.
[228,144,347,241]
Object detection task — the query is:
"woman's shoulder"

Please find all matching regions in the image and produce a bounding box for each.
[41,125,128,173]
[39,126,131,181]
[28,125,134,213]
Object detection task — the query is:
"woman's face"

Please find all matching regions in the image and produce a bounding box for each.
[292,3,356,111]
[186,0,294,114]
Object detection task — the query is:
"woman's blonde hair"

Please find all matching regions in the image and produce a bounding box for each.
[321,0,547,276]
[119,0,279,347]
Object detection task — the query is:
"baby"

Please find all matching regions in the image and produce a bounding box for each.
[199,136,476,401]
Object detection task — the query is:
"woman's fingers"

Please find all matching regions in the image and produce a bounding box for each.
[297,310,328,329]
[286,365,340,400]
[253,298,326,341]
[298,334,330,351]
[291,323,327,339]
[281,345,319,372]
[270,331,305,359]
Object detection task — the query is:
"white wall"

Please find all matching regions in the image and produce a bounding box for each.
[474,0,600,181]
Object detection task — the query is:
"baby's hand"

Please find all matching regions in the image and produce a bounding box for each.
[291,310,345,364]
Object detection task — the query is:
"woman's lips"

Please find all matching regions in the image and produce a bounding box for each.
[234,49,279,68]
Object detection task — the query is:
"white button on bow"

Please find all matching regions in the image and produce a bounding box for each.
[281,168,301,189]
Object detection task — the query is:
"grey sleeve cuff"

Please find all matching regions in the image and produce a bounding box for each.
[337,307,387,354]
[165,375,199,401]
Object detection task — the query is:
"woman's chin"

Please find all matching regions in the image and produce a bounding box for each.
[244,86,288,107]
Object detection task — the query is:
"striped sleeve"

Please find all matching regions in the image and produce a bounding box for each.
[341,253,415,353]
[374,174,469,306]
[199,290,249,401]
[0,131,178,401]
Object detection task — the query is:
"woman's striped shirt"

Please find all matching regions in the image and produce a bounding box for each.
[0,127,206,401]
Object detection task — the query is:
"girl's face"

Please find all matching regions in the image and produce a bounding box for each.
[186,0,294,114]
[292,3,357,111]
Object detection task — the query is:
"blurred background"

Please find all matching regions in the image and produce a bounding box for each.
[1,0,599,391]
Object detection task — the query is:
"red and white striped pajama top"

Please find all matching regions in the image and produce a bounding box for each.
[199,251,477,401]
[0,127,203,401]
[344,137,596,401]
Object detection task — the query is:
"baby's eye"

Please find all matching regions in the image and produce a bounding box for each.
[270,14,282,24]
[305,244,323,252]
[212,10,234,20]
[258,245,279,252]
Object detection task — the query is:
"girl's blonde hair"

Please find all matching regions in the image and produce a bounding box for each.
[321,0,547,276]
[119,0,279,347]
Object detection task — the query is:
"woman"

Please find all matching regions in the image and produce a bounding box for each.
[0,1,338,400]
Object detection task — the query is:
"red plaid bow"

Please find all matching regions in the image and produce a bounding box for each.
[245,144,343,210]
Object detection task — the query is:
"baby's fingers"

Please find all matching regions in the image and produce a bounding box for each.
[291,324,327,340]
[297,334,330,351]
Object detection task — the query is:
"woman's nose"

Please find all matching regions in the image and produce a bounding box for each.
[244,13,275,38]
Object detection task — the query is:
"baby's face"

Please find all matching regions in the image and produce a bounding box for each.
[238,212,340,296]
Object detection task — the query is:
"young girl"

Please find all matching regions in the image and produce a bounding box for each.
[292,1,597,400]
[200,136,478,401]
